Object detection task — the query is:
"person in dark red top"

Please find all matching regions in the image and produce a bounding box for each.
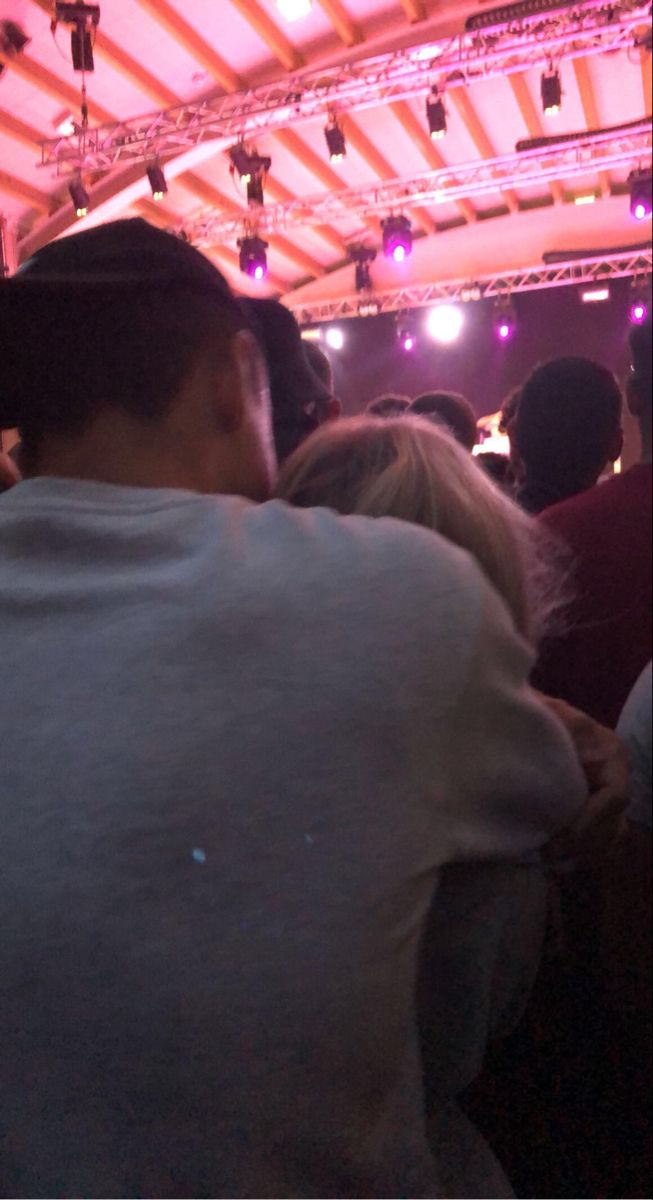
[513,357,624,515]
[534,320,652,728]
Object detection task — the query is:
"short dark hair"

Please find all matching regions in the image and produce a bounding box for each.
[514,357,622,487]
[366,394,410,418]
[0,285,244,457]
[409,391,478,451]
[475,451,511,488]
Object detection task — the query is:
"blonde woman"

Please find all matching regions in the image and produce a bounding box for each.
[277,413,560,647]
[276,415,592,1198]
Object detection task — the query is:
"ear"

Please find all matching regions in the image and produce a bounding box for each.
[233,328,270,414]
[326,396,341,421]
[608,428,624,464]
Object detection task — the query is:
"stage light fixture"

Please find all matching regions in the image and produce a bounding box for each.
[324,116,346,163]
[574,193,596,206]
[238,235,269,281]
[398,326,417,352]
[276,0,312,20]
[629,169,652,221]
[426,304,464,345]
[68,178,89,218]
[629,297,649,324]
[54,4,100,73]
[350,245,376,293]
[628,280,651,324]
[494,298,517,341]
[146,163,167,201]
[426,88,447,141]
[541,68,562,116]
[229,143,253,183]
[382,216,413,263]
[325,327,345,350]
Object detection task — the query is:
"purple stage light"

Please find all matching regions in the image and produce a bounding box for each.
[399,330,416,351]
[629,170,652,222]
[629,300,648,325]
[238,235,269,281]
[382,215,413,264]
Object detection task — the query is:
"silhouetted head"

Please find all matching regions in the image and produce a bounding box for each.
[409,391,478,452]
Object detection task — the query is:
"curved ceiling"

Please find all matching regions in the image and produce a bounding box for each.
[0,0,651,301]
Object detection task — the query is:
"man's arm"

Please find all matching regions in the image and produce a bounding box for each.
[426,561,588,863]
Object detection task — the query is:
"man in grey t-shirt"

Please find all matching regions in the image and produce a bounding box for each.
[0,221,587,1199]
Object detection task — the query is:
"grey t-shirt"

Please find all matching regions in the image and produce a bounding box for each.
[0,479,584,1198]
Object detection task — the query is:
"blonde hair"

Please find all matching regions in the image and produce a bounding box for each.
[276,415,564,645]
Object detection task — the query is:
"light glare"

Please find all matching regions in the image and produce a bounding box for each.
[325,326,345,350]
[426,304,465,345]
[276,0,312,20]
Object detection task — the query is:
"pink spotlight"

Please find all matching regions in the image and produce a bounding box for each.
[629,300,648,325]
[498,321,512,340]
[634,202,650,222]
[392,244,406,263]
[253,265,265,281]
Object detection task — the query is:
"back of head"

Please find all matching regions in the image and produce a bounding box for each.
[277,414,559,645]
[0,220,255,477]
[514,357,623,489]
[409,392,478,452]
[366,394,410,418]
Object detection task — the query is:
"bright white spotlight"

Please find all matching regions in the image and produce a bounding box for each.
[276,0,312,20]
[325,326,345,350]
[426,304,464,345]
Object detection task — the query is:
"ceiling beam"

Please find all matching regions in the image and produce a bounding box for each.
[266,178,347,256]
[449,89,519,212]
[28,0,179,108]
[227,0,303,72]
[509,74,564,204]
[0,48,113,124]
[317,0,363,46]
[400,0,427,20]
[641,46,652,116]
[572,58,611,196]
[0,169,51,213]
[0,108,44,151]
[344,119,436,235]
[132,0,243,92]
[389,100,476,223]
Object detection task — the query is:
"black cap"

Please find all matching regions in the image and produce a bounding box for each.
[4,218,239,300]
[240,297,331,419]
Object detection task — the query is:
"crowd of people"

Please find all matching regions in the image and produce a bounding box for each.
[0,218,650,1200]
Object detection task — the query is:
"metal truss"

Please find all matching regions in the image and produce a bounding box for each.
[39,0,650,175]
[184,122,652,244]
[285,247,653,322]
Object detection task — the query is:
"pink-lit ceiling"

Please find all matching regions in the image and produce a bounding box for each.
[0,0,651,301]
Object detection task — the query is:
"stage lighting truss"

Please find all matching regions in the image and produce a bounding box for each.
[286,247,653,323]
[38,0,650,173]
[181,122,651,246]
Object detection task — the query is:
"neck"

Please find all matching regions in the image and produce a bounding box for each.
[24,414,218,494]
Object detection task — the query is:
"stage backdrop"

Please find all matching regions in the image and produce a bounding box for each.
[326,277,643,467]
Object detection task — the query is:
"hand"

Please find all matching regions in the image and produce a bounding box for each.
[535,693,629,863]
